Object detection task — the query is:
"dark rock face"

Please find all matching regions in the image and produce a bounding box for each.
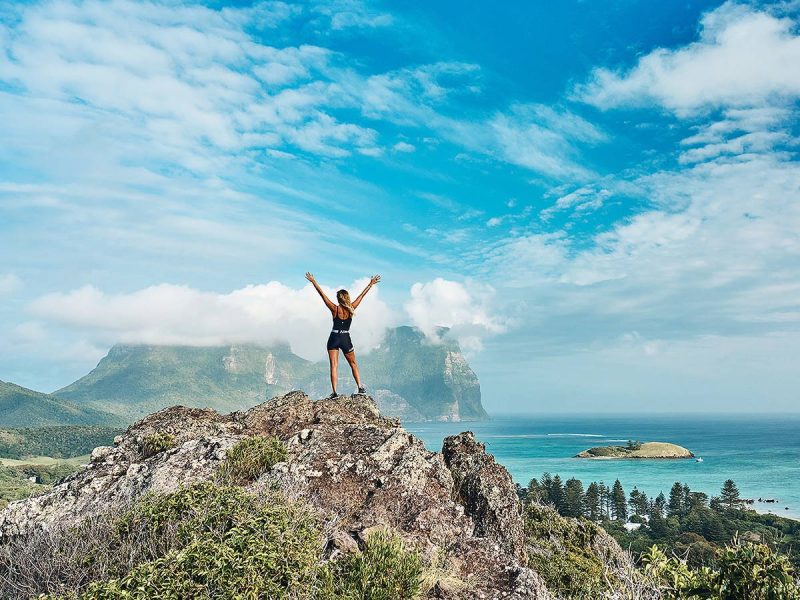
[0,392,550,599]
[443,432,528,564]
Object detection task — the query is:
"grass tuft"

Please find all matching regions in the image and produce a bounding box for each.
[139,432,175,458]
[218,435,287,485]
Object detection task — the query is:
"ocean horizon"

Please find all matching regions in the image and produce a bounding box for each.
[407,412,800,520]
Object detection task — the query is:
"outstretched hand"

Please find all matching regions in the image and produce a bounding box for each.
[370,274,381,285]
[305,272,315,283]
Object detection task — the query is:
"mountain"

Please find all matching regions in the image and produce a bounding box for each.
[0,381,121,428]
[55,326,487,422]
[0,392,642,599]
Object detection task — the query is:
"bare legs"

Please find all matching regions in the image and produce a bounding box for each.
[344,351,362,389]
[327,349,339,394]
[328,349,362,394]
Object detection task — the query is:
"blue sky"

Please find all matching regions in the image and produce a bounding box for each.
[1,0,799,412]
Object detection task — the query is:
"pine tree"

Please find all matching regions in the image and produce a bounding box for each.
[668,482,684,517]
[612,479,627,521]
[600,482,612,519]
[682,483,692,517]
[629,487,649,517]
[720,479,741,509]
[687,491,709,512]
[550,474,565,514]
[563,478,585,518]
[539,473,553,505]
[527,477,544,503]
[652,491,667,518]
[585,482,601,521]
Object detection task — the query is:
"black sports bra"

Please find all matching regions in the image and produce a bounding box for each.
[332,306,352,330]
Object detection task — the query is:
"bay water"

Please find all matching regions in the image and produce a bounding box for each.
[406,413,800,519]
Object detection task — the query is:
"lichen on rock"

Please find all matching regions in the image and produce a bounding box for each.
[0,391,635,598]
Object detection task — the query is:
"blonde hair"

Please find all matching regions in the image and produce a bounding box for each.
[337,289,355,318]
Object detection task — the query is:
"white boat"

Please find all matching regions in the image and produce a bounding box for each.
[695,457,703,462]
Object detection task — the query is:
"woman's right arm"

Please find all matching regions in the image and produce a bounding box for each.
[306,272,336,312]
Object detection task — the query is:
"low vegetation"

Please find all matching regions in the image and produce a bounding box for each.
[320,528,423,599]
[644,538,800,599]
[524,502,610,598]
[521,473,800,598]
[0,481,427,599]
[218,435,287,484]
[0,426,121,459]
[0,463,82,508]
[138,431,175,458]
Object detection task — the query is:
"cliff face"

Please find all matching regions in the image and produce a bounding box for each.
[1,392,544,598]
[55,326,487,423]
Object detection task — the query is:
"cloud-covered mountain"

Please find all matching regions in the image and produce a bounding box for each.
[54,326,486,422]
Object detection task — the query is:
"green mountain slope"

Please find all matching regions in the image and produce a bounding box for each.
[0,381,121,428]
[55,343,317,419]
[55,327,487,422]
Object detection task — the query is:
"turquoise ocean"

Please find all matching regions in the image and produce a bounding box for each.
[406,414,800,520]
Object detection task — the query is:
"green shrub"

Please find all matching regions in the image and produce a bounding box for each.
[320,528,423,600]
[3,479,434,600]
[218,435,286,485]
[524,503,610,599]
[643,537,800,599]
[86,485,323,599]
[139,432,175,458]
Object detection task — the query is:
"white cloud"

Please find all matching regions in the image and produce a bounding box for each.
[485,150,800,340]
[540,186,611,220]
[392,141,415,153]
[404,278,507,351]
[0,273,22,295]
[0,0,387,169]
[484,104,605,180]
[28,280,397,361]
[578,2,800,114]
[310,0,394,31]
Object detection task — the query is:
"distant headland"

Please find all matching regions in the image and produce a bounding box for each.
[576,441,694,460]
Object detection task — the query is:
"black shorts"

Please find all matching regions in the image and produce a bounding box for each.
[327,332,354,353]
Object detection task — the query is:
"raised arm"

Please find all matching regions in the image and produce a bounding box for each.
[305,272,336,312]
[352,274,381,309]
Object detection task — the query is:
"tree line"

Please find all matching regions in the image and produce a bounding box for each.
[520,473,743,523]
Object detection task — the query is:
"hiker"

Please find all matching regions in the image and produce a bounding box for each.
[305,272,381,398]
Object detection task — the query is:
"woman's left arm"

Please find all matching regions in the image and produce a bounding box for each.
[352,274,381,309]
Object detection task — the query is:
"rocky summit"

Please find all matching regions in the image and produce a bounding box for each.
[0,392,636,598]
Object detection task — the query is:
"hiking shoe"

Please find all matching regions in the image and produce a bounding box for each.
[357,386,367,395]
[326,392,339,400]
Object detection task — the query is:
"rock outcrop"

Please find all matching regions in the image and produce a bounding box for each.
[0,392,551,598]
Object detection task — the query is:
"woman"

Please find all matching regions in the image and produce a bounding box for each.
[305,272,381,399]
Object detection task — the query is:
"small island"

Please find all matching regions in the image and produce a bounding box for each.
[576,440,694,459]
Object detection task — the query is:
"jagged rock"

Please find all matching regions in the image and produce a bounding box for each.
[0,392,554,598]
[443,432,528,564]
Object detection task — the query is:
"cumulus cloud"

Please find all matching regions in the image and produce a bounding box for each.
[0,273,22,295]
[25,277,509,360]
[404,278,507,351]
[578,2,800,114]
[28,280,397,361]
